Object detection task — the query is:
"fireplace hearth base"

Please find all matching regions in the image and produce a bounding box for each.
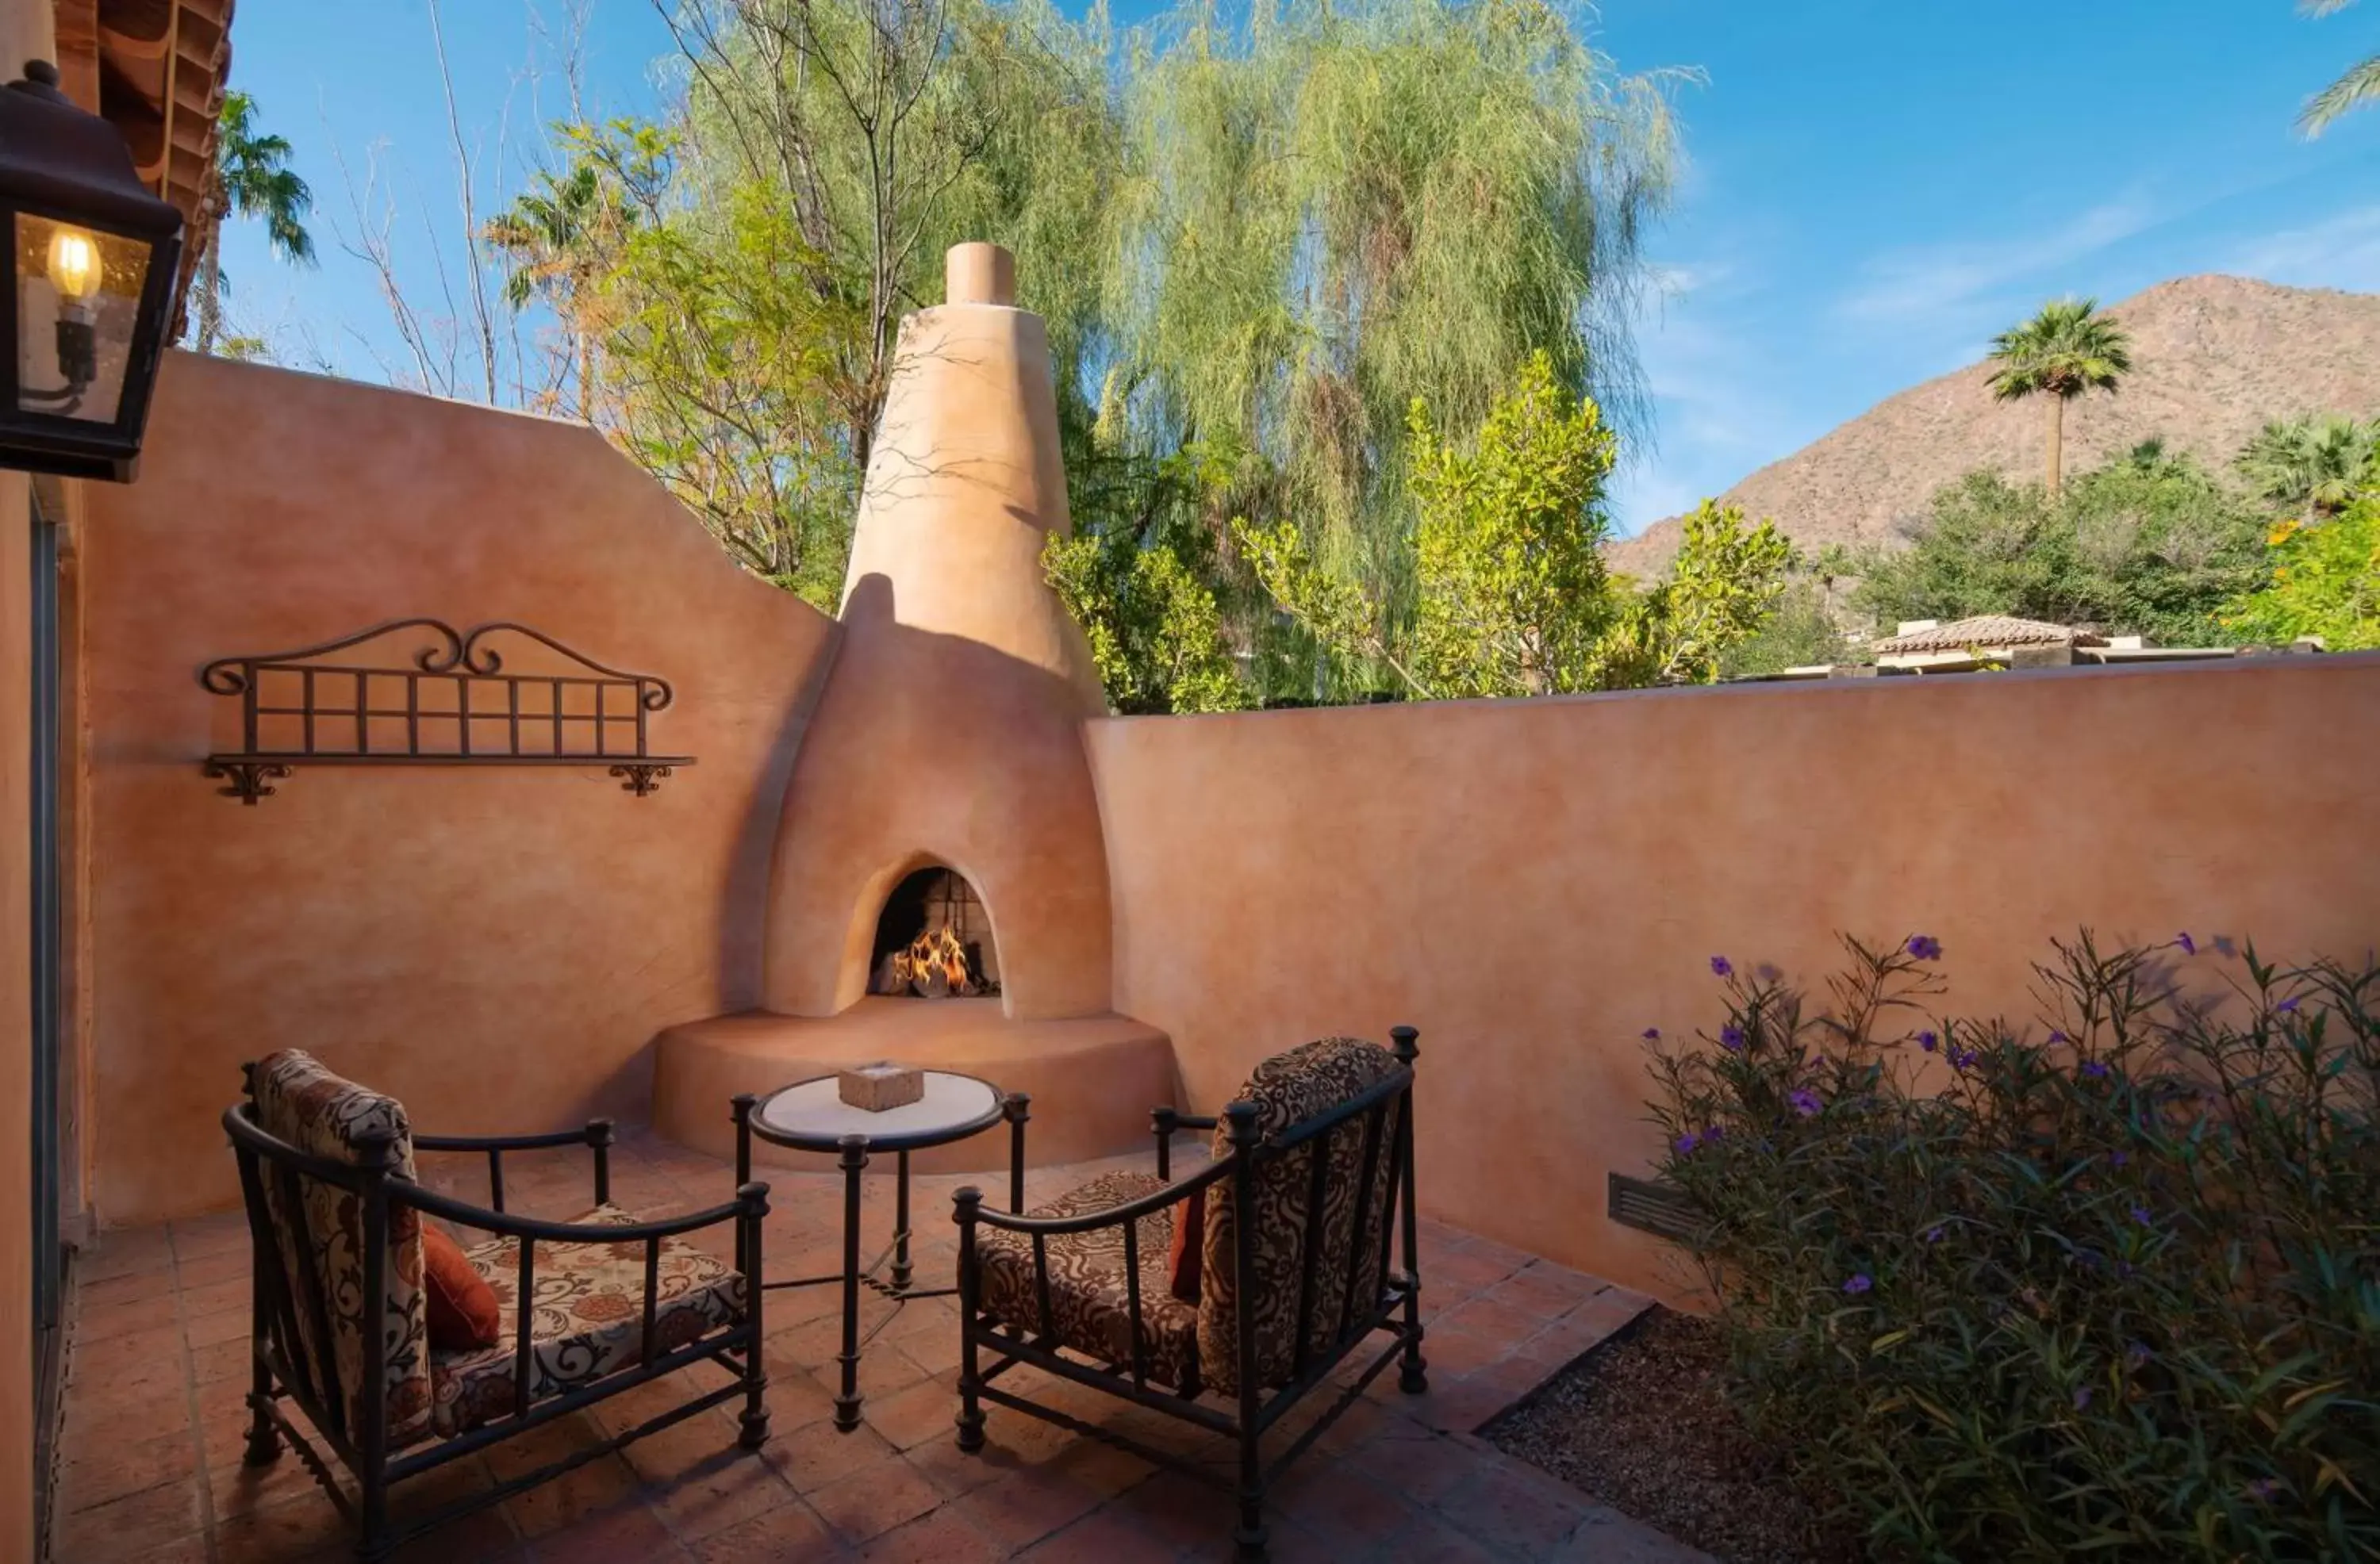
[653,999,1175,1175]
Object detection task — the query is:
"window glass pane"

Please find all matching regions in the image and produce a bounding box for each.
[15,212,148,424]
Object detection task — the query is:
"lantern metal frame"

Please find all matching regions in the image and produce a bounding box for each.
[0,59,185,482]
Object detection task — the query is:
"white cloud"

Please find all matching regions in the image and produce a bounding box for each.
[1835,194,2162,324]
[2227,204,2380,292]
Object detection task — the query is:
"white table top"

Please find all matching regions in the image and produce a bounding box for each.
[753,1070,1004,1148]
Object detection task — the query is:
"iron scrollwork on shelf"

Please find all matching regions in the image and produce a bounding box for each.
[198,619,694,804]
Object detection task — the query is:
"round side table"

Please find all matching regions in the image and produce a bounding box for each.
[732,1071,1026,1432]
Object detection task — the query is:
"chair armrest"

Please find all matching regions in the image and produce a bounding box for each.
[413,1121,614,1154]
[411,1120,615,1212]
[955,1157,1228,1239]
[399,1179,765,1244]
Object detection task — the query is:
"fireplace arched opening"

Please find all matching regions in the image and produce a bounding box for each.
[867,865,1000,999]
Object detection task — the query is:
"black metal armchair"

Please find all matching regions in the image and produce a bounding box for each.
[224,1049,770,1559]
[952,1029,1424,1560]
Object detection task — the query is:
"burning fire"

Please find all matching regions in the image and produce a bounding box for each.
[877,924,982,999]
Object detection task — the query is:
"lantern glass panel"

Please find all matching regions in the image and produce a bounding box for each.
[15,211,150,425]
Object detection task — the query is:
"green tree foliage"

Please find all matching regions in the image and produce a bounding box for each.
[1100,0,1683,603]
[2223,496,2380,650]
[2299,0,2380,135]
[1985,297,2132,492]
[1718,574,1855,677]
[192,91,315,357]
[1853,447,2269,646]
[1238,354,1791,697]
[2233,412,2380,523]
[1043,516,1252,715]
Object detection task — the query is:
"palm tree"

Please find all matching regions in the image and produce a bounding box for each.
[1986,298,2133,492]
[2234,413,2380,521]
[2300,0,2380,136]
[484,160,624,420]
[194,91,314,356]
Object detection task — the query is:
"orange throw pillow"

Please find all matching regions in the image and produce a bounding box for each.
[1166,1188,1205,1305]
[421,1225,501,1350]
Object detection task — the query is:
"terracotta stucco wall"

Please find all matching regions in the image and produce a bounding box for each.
[81,353,837,1226]
[1085,656,2380,1299]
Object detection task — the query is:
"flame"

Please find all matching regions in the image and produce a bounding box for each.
[881,922,979,997]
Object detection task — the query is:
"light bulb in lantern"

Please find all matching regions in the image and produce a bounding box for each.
[47,226,100,301]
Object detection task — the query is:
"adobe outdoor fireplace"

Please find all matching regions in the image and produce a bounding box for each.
[869,867,1000,999]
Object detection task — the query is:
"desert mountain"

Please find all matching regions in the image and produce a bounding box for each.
[1606,274,2380,579]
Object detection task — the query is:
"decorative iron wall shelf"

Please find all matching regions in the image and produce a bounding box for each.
[199,619,693,804]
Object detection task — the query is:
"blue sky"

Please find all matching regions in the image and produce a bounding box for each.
[215,0,2380,534]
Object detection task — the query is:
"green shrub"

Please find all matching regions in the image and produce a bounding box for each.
[1646,933,2380,1561]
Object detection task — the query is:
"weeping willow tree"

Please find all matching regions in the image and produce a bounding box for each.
[1093,0,1686,696]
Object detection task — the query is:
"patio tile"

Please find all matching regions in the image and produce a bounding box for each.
[1012,1503,1181,1563]
[48,1472,207,1559]
[57,1152,1704,1564]
[528,1497,692,1561]
[762,1417,900,1495]
[807,1450,942,1543]
[685,1499,845,1562]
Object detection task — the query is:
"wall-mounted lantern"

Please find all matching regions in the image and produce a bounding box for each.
[0,60,183,482]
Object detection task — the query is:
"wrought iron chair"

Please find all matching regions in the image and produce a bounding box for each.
[223,1050,770,1559]
[953,1029,1425,1560]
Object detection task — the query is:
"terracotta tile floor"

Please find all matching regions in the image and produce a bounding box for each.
[47,1131,1706,1562]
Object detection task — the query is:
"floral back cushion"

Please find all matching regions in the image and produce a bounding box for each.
[1196,1037,1407,1394]
[249,1049,434,1447]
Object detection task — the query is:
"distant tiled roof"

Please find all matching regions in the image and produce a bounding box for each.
[1872,615,2109,654]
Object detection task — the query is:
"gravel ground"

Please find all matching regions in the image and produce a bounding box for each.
[1484,1306,1862,1564]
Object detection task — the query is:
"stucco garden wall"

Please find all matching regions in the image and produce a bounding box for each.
[79,352,839,1226]
[1084,655,2380,1299]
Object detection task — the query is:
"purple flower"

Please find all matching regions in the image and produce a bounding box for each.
[1710,956,1733,979]
[2125,1341,2151,1370]
[1720,1024,1746,1052]
[2175,932,2196,956]
[1788,1088,1822,1117]
[2080,1060,2109,1080]
[1842,1272,1872,1294]
[1673,1130,1702,1156]
[1917,1029,1939,1052]
[1947,1045,1979,1071]
[1754,962,1782,983]
[2130,1206,2153,1227]
[1906,935,1942,961]
[1641,1027,1660,1041]
[2213,935,2236,958]
[2246,1478,2281,1502]
[1923,1225,1945,1244]
[2047,1029,2068,1045]
[2073,1387,2093,1410]
[2109,1151,2129,1167]
[2278,995,2301,1014]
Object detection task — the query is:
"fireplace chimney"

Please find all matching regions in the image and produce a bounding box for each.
[758,240,1115,1021]
[945,241,1015,307]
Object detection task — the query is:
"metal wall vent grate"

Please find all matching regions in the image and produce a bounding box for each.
[1607,1171,1697,1241]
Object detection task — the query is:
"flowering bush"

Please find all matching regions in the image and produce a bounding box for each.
[1647,933,2380,1561]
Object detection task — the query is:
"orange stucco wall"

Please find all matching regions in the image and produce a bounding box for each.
[79,352,838,1226]
[1084,656,2380,1299]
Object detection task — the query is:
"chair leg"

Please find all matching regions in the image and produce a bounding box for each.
[1399,1291,1429,1395]
[738,1340,771,1451]
[242,1360,280,1466]
[356,1466,390,1561]
[1234,1420,1269,1560]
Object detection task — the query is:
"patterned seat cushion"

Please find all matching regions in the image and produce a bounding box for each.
[428,1206,747,1438]
[977,1171,1201,1391]
[249,1051,436,1448]
[1198,1037,1407,1395]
